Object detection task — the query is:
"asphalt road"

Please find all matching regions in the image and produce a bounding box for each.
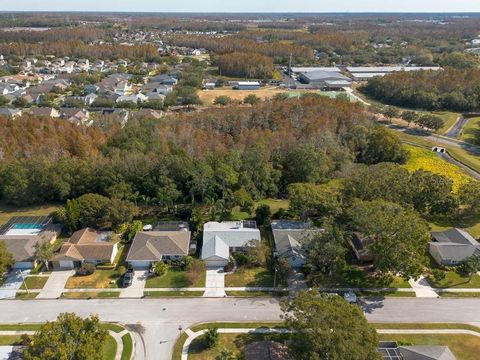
[1,298,480,359]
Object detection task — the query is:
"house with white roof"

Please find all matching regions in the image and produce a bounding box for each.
[201,221,261,267]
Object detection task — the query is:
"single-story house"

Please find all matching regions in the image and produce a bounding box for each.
[0,216,60,269]
[126,230,191,268]
[271,220,323,268]
[429,228,479,266]
[52,228,118,269]
[201,221,261,267]
[0,108,22,118]
[378,341,456,360]
[30,107,60,118]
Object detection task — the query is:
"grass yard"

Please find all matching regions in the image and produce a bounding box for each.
[0,336,22,346]
[403,145,471,192]
[225,266,274,287]
[313,266,411,289]
[0,203,60,226]
[460,117,480,145]
[143,291,204,297]
[101,335,118,360]
[232,198,289,220]
[145,269,206,288]
[61,291,120,298]
[20,276,48,290]
[436,112,459,135]
[439,292,480,297]
[378,334,480,360]
[427,271,480,289]
[102,323,125,333]
[15,292,38,299]
[198,87,287,105]
[65,270,120,289]
[226,290,288,297]
[188,332,290,360]
[121,333,133,360]
[357,290,417,298]
[0,324,41,331]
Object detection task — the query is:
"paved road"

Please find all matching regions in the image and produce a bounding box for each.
[445,114,466,138]
[1,298,480,359]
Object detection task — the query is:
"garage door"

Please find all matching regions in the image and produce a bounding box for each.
[13,262,33,269]
[205,259,228,267]
[59,260,74,269]
[129,260,151,269]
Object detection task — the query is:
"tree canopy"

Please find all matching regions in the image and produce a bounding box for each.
[281,290,380,360]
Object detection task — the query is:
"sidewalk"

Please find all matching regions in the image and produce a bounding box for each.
[408,276,439,298]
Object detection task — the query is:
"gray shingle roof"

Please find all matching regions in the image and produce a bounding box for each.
[126,231,191,261]
[399,345,456,360]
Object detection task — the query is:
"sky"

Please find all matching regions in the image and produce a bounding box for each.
[1,0,480,13]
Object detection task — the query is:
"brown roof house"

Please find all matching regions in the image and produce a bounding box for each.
[52,228,118,269]
[0,216,60,270]
[126,230,191,269]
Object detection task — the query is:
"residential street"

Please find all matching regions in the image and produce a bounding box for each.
[1,298,480,359]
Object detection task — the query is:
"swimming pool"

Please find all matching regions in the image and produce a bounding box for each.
[12,223,44,230]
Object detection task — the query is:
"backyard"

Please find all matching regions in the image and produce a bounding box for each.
[0,203,59,226]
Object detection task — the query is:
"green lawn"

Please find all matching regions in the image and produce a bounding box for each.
[121,333,133,360]
[427,272,480,289]
[0,203,60,226]
[226,290,289,297]
[232,198,289,220]
[62,291,120,298]
[439,292,480,298]
[145,269,206,288]
[0,335,22,346]
[101,335,118,360]
[378,334,480,360]
[15,292,38,299]
[312,266,411,289]
[0,324,42,331]
[65,270,120,289]
[357,290,416,297]
[427,212,480,239]
[435,112,458,135]
[20,276,48,290]
[373,323,480,332]
[102,323,126,333]
[225,266,274,287]
[143,291,204,297]
[460,117,480,145]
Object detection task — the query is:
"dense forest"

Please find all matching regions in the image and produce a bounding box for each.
[214,52,274,79]
[361,68,480,112]
[0,96,406,208]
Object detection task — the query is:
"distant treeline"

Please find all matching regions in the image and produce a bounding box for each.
[361,68,480,112]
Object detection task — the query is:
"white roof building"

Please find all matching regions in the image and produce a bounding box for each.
[201,221,261,267]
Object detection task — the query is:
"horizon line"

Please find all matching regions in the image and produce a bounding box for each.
[1,11,480,14]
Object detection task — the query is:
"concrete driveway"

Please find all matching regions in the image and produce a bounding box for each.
[120,270,148,298]
[37,270,73,299]
[203,267,226,297]
[0,270,30,299]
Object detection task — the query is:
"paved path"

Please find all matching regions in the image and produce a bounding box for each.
[37,270,72,299]
[408,276,439,298]
[120,271,148,298]
[0,270,29,299]
[108,330,124,360]
[445,114,466,138]
[203,267,226,297]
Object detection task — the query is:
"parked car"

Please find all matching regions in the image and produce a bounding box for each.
[344,291,357,304]
[122,272,133,287]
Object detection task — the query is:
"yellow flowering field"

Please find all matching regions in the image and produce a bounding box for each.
[403,145,471,192]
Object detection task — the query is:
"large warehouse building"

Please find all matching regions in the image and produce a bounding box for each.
[298,70,352,89]
[346,66,442,81]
